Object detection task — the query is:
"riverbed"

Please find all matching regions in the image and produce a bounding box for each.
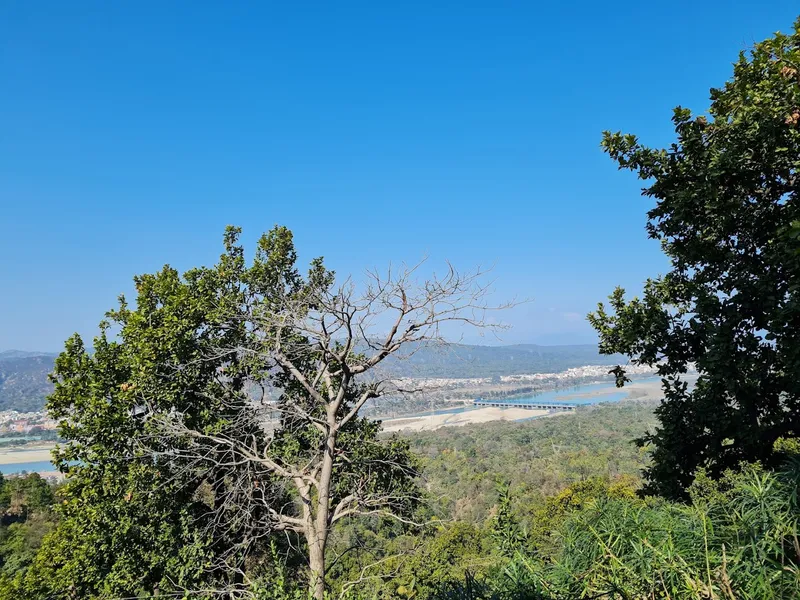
[380,377,665,432]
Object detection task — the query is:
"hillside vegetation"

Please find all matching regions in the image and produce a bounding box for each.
[377,343,623,378]
[0,355,55,413]
[402,401,654,523]
[325,406,800,600]
[4,401,800,599]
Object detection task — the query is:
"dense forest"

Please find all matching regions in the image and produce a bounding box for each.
[2,17,800,600]
[0,474,57,592]
[405,401,653,523]
[3,401,798,598]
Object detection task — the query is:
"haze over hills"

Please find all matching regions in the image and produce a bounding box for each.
[0,352,57,412]
[0,344,621,413]
[378,342,623,378]
[0,350,57,360]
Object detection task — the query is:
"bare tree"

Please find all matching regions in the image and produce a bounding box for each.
[144,253,511,599]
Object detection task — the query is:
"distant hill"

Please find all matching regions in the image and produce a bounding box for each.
[0,353,56,412]
[0,350,57,360]
[0,343,621,412]
[378,342,623,378]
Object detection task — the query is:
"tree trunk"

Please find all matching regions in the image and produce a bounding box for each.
[307,428,337,600]
[309,535,326,600]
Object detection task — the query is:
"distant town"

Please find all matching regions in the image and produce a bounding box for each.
[0,410,58,435]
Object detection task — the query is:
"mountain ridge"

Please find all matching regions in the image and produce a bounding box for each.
[0,350,57,360]
[0,343,622,412]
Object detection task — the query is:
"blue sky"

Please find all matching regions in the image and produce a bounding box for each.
[1,2,798,351]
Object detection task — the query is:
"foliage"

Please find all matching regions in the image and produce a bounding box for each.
[406,401,655,525]
[326,402,656,599]
[0,473,54,517]
[0,474,59,597]
[14,227,265,598]
[325,401,800,600]
[14,226,426,599]
[539,462,800,599]
[589,19,800,499]
[491,482,525,559]
[379,522,495,600]
[416,462,800,600]
[527,475,637,558]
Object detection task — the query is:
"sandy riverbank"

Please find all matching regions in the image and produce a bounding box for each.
[380,377,676,433]
[617,380,664,401]
[553,378,668,403]
[0,444,56,464]
[382,407,549,432]
[0,381,676,457]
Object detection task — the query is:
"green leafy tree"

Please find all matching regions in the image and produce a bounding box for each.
[0,474,54,520]
[590,20,800,499]
[17,227,269,598]
[20,226,498,599]
[0,474,58,595]
[392,522,493,600]
[151,229,502,599]
[491,482,525,559]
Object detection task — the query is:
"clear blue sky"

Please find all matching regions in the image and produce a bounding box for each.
[1,2,798,351]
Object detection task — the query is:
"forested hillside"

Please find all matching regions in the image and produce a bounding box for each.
[0,355,55,412]
[5,400,800,599]
[403,401,654,523]
[324,404,800,599]
[0,474,57,590]
[377,343,623,378]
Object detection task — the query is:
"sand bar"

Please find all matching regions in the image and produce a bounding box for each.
[382,407,548,432]
[380,377,679,433]
[0,444,56,464]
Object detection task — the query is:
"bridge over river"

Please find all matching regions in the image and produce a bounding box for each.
[473,380,634,412]
[473,398,579,411]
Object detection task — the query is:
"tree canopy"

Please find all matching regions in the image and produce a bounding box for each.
[590,21,800,498]
[22,228,260,597]
[20,225,503,599]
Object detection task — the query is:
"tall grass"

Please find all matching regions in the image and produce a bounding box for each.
[431,462,800,600]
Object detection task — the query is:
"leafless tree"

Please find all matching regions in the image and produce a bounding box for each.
[144,260,513,599]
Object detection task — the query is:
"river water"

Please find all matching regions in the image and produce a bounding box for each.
[0,460,57,475]
[382,376,661,423]
[0,377,662,474]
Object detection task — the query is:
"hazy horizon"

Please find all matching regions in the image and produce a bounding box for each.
[1,336,610,355]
